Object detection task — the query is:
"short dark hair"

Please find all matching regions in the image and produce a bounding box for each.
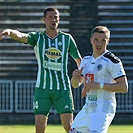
[43,7,59,18]
[91,26,110,39]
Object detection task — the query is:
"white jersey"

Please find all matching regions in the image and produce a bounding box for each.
[70,50,126,133]
[79,50,126,113]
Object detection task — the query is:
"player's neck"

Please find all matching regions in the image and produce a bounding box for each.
[46,29,58,38]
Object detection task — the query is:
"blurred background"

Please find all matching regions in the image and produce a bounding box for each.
[0,0,133,125]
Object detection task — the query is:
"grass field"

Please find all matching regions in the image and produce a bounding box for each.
[0,124,133,133]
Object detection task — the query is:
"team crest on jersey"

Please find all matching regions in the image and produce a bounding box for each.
[58,42,62,46]
[96,64,103,71]
[45,48,62,60]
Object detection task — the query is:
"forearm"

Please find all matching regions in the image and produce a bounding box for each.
[102,77,128,93]
[75,57,82,68]
[8,29,28,43]
[103,83,128,93]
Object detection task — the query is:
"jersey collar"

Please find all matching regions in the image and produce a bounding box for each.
[92,50,108,61]
[44,30,60,39]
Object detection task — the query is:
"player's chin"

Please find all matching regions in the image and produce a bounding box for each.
[96,48,104,53]
[50,26,57,30]
[50,27,56,30]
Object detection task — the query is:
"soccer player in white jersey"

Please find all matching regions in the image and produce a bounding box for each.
[0,7,82,133]
[70,26,128,133]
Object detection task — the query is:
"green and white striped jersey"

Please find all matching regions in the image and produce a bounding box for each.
[28,30,81,90]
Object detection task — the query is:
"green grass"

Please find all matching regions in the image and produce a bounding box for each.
[0,124,133,133]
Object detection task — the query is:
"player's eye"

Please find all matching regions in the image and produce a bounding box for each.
[94,38,99,42]
[101,39,107,43]
[101,39,106,43]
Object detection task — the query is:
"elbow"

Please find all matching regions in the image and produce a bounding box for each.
[123,77,128,93]
[122,84,128,93]
[122,88,128,93]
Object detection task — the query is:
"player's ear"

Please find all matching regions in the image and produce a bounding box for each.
[90,37,92,44]
[43,17,46,23]
[58,17,60,22]
[107,39,110,44]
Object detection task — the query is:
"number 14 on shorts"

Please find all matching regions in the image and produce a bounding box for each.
[33,101,39,109]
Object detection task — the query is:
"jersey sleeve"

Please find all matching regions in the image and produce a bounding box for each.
[109,60,126,80]
[28,31,39,47]
[68,35,81,59]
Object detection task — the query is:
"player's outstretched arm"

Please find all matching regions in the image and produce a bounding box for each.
[0,29,28,43]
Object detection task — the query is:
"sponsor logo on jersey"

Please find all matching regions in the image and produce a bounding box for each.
[44,61,62,71]
[45,48,62,60]
[87,95,97,107]
[88,95,97,101]
[85,73,94,82]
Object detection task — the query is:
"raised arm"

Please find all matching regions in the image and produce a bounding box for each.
[71,69,84,88]
[0,29,28,43]
[75,57,82,68]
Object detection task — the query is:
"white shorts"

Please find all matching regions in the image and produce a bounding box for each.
[70,106,115,133]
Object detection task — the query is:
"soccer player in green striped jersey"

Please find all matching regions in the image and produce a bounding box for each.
[0,7,82,133]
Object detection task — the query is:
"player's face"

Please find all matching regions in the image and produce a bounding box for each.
[90,32,109,58]
[43,10,60,30]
